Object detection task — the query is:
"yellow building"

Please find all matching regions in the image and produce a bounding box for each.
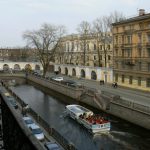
[55,33,113,67]
[112,9,150,91]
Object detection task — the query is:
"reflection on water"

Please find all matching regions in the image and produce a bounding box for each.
[11,84,150,150]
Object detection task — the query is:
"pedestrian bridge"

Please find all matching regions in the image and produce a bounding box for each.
[0,62,43,71]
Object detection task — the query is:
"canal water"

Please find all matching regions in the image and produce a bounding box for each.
[11,84,150,150]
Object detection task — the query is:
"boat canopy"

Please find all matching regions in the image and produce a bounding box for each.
[67,105,93,116]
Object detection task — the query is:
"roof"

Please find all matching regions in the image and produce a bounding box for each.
[23,116,32,120]
[112,13,150,26]
[30,124,40,129]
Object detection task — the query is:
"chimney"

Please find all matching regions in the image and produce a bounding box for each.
[139,9,145,16]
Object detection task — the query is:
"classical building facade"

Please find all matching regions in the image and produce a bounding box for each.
[0,48,37,62]
[112,9,150,91]
[55,33,113,68]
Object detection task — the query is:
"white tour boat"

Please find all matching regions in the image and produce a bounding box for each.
[66,104,111,133]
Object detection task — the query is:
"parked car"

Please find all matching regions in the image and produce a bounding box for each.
[61,80,76,86]
[32,71,39,76]
[51,77,63,82]
[29,124,44,141]
[69,82,82,88]
[44,141,62,150]
[7,97,18,109]
[23,116,35,128]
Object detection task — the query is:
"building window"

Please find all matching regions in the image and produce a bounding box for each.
[107,45,110,50]
[129,76,132,84]
[138,48,142,57]
[94,56,96,60]
[122,49,124,57]
[138,33,142,44]
[122,75,124,83]
[127,49,131,57]
[71,42,74,51]
[122,35,124,44]
[138,62,142,70]
[115,74,118,82]
[87,44,89,51]
[146,78,150,87]
[108,55,111,60]
[148,63,150,72]
[67,42,70,51]
[100,45,102,50]
[115,36,118,44]
[115,61,118,69]
[138,77,141,86]
[100,55,102,60]
[94,44,96,50]
[121,61,125,69]
[127,35,132,44]
[115,49,118,56]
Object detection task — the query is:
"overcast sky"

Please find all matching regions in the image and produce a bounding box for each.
[0,0,149,47]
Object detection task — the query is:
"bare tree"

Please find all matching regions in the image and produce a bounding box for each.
[92,11,125,67]
[92,16,111,67]
[23,23,66,76]
[109,11,125,25]
[77,21,91,66]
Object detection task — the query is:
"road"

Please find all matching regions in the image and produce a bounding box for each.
[48,73,150,106]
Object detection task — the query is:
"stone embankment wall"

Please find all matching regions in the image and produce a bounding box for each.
[0,89,44,150]
[27,75,150,130]
[0,75,26,85]
[110,98,150,130]
[27,76,83,100]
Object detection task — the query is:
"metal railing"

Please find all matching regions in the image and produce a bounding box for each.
[3,84,77,150]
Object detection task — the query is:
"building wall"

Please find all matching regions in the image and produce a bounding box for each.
[54,64,113,83]
[55,34,113,68]
[0,48,37,61]
[112,11,150,92]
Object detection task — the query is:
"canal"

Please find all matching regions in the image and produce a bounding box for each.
[11,84,150,150]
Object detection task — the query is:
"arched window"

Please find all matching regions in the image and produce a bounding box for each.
[3,64,9,71]
[58,67,61,73]
[91,71,97,80]
[94,44,96,50]
[81,69,85,78]
[25,64,32,72]
[14,64,21,71]
[65,67,68,75]
[35,65,40,70]
[72,68,76,76]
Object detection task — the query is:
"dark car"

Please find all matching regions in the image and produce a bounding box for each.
[32,71,38,76]
[61,80,76,86]
[69,82,82,88]
[7,97,18,109]
[44,141,61,150]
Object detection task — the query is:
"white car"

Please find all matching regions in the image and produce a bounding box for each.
[29,124,44,141]
[51,77,63,81]
[23,116,35,128]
